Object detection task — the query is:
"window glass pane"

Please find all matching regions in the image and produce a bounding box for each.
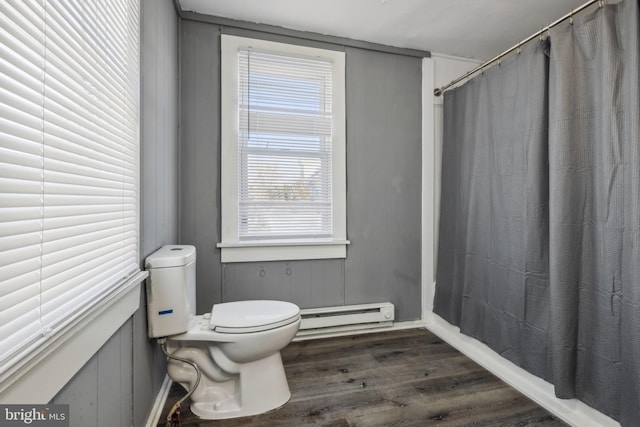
[238,48,333,241]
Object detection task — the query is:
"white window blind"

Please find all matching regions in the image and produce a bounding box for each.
[238,48,333,241]
[0,0,140,373]
[220,35,346,263]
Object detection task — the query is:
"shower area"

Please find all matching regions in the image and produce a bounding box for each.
[432,0,640,425]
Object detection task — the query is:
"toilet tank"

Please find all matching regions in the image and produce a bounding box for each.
[145,245,197,338]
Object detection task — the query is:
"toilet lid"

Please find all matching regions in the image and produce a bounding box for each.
[209,300,300,333]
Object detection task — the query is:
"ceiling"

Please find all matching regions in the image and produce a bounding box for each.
[177,0,589,60]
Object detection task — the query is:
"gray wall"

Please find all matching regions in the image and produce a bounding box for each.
[180,20,423,321]
[51,0,179,426]
[344,47,423,319]
[52,319,134,427]
[140,0,180,260]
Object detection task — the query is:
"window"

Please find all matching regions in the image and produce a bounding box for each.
[0,0,140,379]
[219,35,347,262]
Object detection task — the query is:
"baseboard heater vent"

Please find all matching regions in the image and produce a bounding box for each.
[296,302,394,338]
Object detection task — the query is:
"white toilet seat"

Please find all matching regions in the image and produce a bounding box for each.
[209,300,300,334]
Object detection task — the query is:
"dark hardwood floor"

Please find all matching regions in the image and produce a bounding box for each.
[158,328,566,426]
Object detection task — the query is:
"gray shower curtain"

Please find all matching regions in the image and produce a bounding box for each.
[435,40,552,381]
[434,0,640,424]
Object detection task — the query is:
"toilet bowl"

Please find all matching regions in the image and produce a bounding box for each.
[145,245,301,419]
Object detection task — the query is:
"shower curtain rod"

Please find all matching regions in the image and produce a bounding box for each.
[433,0,603,96]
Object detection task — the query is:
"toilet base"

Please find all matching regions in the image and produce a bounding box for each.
[188,352,292,420]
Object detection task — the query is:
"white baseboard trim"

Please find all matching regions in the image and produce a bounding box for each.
[424,313,620,427]
[145,374,172,427]
[293,319,427,342]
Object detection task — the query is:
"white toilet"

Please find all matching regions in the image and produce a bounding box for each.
[145,245,301,420]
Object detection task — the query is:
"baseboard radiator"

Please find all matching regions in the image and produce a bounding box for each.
[295,302,394,339]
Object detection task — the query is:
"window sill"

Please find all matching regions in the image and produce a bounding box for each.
[0,271,147,403]
[217,240,350,263]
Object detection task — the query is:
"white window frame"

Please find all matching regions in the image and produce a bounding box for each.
[219,35,348,263]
